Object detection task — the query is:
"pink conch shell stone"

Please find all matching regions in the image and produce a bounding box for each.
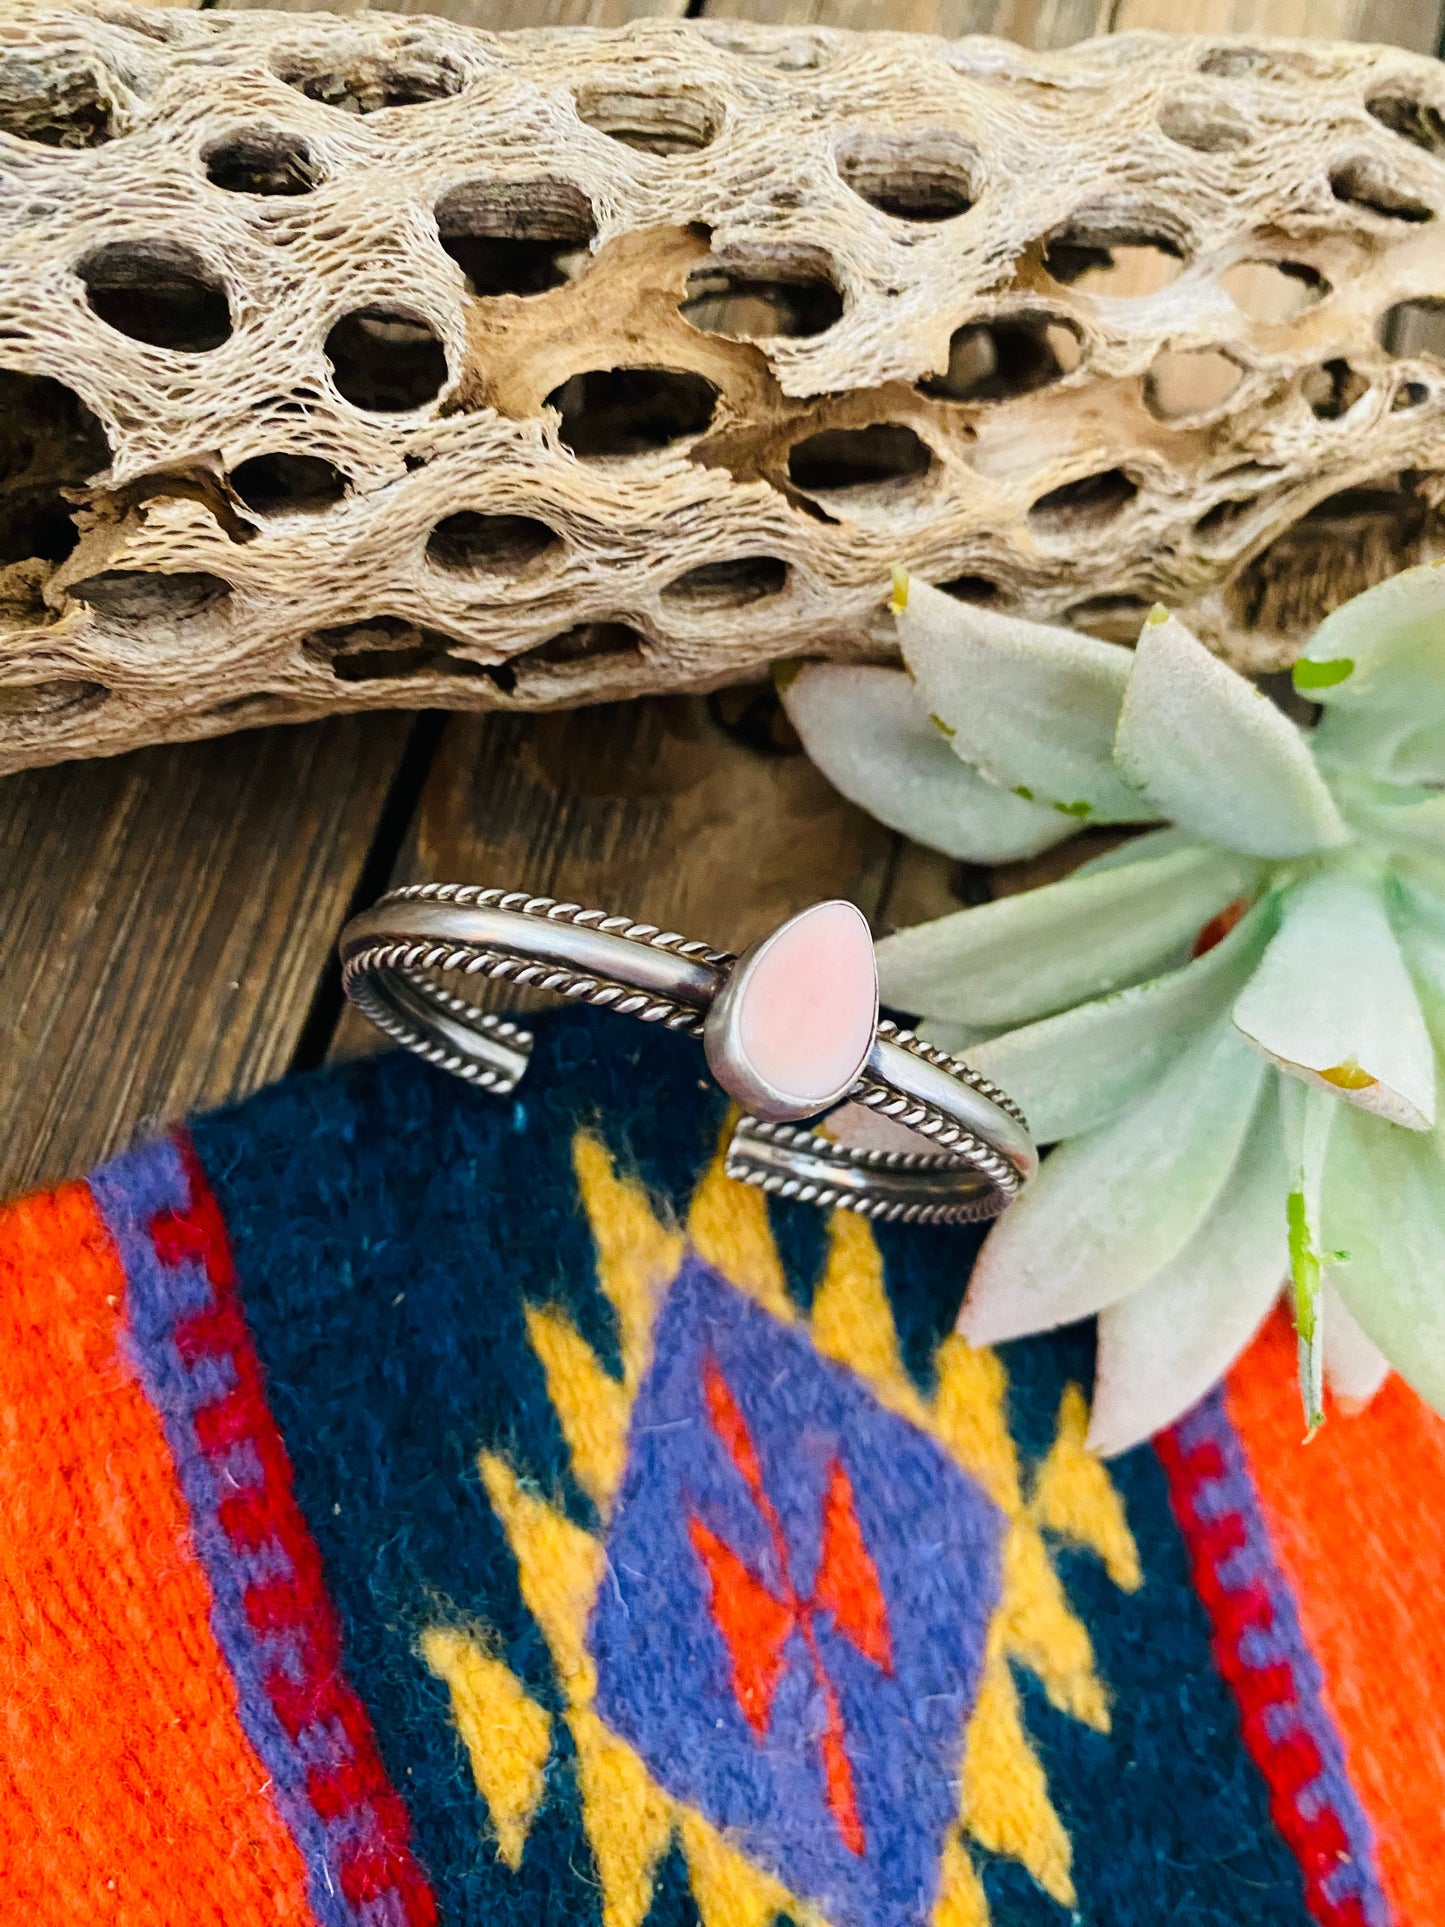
[730,900,878,1114]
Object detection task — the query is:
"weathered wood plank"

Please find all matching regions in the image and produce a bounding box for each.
[140,0,1445,43]
[329,693,896,1057]
[695,0,1034,34]
[0,712,410,1201]
[1113,0,1441,50]
[700,0,1441,45]
[215,0,687,23]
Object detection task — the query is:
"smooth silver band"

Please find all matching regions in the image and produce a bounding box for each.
[339,885,1036,1224]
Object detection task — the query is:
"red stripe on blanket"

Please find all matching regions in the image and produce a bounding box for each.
[156,1137,438,1927]
[1158,1376,1387,1927]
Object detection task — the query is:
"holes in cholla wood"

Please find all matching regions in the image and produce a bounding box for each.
[787,425,933,495]
[435,179,596,299]
[1156,94,1253,154]
[1228,477,1439,634]
[272,48,465,115]
[1222,259,1330,322]
[102,463,261,548]
[732,35,827,76]
[1193,468,1288,548]
[663,556,788,607]
[1196,497,1255,544]
[1302,360,1369,421]
[426,511,560,575]
[1067,595,1153,643]
[1367,93,1445,156]
[516,621,646,668]
[547,369,719,457]
[69,570,232,621]
[0,370,111,567]
[204,126,323,197]
[231,452,349,515]
[197,692,303,728]
[0,55,115,148]
[920,316,1081,403]
[77,240,233,352]
[0,679,107,719]
[1380,296,1445,360]
[938,574,1001,604]
[1330,158,1433,225]
[1043,214,1185,298]
[1144,349,1243,421]
[681,258,843,341]
[573,86,719,154]
[303,615,511,686]
[26,47,1445,710]
[325,309,448,412]
[1197,45,1332,83]
[834,129,979,222]
[1029,468,1138,535]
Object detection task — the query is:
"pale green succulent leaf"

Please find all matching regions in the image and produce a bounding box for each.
[915,1018,1000,1054]
[958,1020,1267,1346]
[1114,613,1349,856]
[1071,825,1200,878]
[964,896,1274,1143]
[1323,1102,1445,1420]
[1322,1280,1391,1413]
[1232,867,1436,1130]
[894,573,1154,825]
[1303,562,1445,786]
[1391,870,1445,1060]
[1332,769,1445,867]
[875,842,1260,1027]
[779,663,1074,862]
[1088,1082,1286,1458]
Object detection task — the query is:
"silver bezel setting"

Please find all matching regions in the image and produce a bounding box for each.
[702,902,879,1123]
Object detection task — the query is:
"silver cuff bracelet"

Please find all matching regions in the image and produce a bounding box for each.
[339,886,1036,1225]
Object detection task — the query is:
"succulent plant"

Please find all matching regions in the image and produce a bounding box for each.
[784,565,1445,1454]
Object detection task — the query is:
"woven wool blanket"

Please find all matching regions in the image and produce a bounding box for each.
[2,1007,1441,1927]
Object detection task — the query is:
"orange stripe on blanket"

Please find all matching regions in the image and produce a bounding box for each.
[0,1180,316,1926]
[1227,1310,1445,1927]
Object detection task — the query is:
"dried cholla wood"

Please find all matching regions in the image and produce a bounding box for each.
[4,6,1445,772]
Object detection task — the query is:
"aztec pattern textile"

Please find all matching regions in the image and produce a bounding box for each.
[3,1008,1444,1927]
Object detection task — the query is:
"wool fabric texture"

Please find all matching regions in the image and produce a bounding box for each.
[1,1007,1441,1926]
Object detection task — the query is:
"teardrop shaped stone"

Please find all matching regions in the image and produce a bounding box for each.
[714,899,878,1117]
